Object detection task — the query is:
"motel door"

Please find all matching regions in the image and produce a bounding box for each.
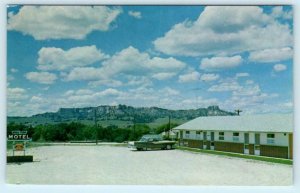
[210,132,215,150]
[244,133,249,154]
[255,133,260,155]
[203,132,207,149]
[179,131,183,146]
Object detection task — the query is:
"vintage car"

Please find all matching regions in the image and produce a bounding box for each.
[128,134,176,151]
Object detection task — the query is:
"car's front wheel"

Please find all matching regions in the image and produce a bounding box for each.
[166,145,172,150]
[137,148,142,151]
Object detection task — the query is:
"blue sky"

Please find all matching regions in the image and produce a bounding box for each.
[7,5,293,116]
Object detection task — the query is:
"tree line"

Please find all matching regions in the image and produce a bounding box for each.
[7,122,178,142]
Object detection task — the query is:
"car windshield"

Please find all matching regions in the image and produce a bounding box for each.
[139,135,162,142]
[139,137,148,142]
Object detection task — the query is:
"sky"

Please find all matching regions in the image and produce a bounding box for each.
[6,5,293,116]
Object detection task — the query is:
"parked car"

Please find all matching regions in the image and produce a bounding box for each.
[128,134,176,151]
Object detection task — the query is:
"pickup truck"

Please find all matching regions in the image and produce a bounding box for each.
[128,134,176,151]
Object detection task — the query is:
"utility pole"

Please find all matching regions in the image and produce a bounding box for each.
[235,109,242,116]
[94,108,98,145]
[133,116,136,140]
[168,115,171,139]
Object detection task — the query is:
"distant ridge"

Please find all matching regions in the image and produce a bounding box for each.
[8,104,236,126]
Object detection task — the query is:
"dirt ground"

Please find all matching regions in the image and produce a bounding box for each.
[6,145,293,185]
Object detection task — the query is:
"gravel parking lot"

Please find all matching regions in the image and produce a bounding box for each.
[6,145,292,185]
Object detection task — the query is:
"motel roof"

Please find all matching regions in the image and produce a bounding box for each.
[172,114,293,133]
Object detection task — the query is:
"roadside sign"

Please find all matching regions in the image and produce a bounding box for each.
[7,131,31,156]
[7,130,32,141]
[14,143,25,151]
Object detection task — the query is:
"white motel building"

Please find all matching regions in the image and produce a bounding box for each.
[172,114,293,159]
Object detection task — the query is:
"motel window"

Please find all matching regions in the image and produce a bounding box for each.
[196,131,201,139]
[219,132,224,140]
[244,144,249,150]
[267,133,275,144]
[255,133,260,145]
[233,132,239,142]
[185,131,190,139]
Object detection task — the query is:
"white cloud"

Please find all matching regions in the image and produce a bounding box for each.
[10,68,18,73]
[232,85,261,96]
[66,46,186,81]
[128,11,142,19]
[127,76,153,87]
[273,64,287,72]
[248,47,293,63]
[7,75,14,81]
[152,72,176,80]
[161,87,180,96]
[208,80,242,92]
[25,71,57,84]
[64,89,94,96]
[30,96,44,103]
[222,92,280,114]
[200,73,219,82]
[178,71,200,83]
[182,97,219,108]
[88,79,123,87]
[271,6,292,19]
[236,73,249,78]
[154,6,292,57]
[8,6,122,40]
[96,88,122,97]
[75,89,94,95]
[66,88,123,107]
[38,46,109,71]
[246,80,254,85]
[66,67,104,81]
[200,55,242,70]
[7,87,28,100]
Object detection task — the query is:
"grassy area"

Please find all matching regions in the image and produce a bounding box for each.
[176,146,293,165]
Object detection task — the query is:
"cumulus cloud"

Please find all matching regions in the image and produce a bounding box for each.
[246,80,254,85]
[153,6,292,57]
[66,88,123,106]
[8,6,122,40]
[232,85,261,96]
[200,73,219,81]
[10,68,18,73]
[66,46,186,81]
[152,72,176,80]
[97,88,122,97]
[273,64,287,72]
[30,96,44,103]
[200,55,242,70]
[7,87,28,100]
[25,71,57,84]
[38,46,109,71]
[126,76,153,87]
[161,87,180,95]
[271,6,292,19]
[178,71,201,83]
[128,11,142,19]
[88,79,123,87]
[222,91,279,114]
[236,73,249,78]
[208,79,242,92]
[248,47,293,63]
[182,97,219,107]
